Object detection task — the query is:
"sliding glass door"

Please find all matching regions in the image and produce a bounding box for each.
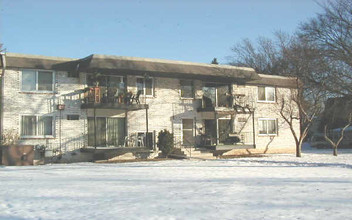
[203,83,232,108]
[88,117,125,147]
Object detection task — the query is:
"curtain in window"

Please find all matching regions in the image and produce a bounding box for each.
[38,116,53,135]
[145,78,153,95]
[182,119,194,146]
[96,118,106,146]
[267,120,276,134]
[137,78,144,95]
[87,117,106,146]
[217,85,231,107]
[259,120,267,134]
[107,118,126,146]
[180,80,193,98]
[22,70,36,91]
[107,118,118,146]
[21,116,36,136]
[88,118,95,146]
[266,87,275,101]
[38,71,53,91]
[258,87,266,101]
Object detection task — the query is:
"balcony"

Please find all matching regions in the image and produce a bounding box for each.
[197,93,254,114]
[81,87,148,111]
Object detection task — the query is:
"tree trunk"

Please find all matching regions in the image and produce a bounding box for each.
[296,143,301,157]
[333,147,338,156]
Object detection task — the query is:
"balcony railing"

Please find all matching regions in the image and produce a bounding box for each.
[81,87,148,110]
[197,94,254,113]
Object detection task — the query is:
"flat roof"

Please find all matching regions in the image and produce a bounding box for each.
[0,52,297,87]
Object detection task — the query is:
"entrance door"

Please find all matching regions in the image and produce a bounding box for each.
[218,119,232,144]
[204,120,217,145]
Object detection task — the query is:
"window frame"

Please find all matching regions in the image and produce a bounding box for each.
[180,80,194,99]
[257,86,276,103]
[21,69,55,93]
[136,76,154,97]
[258,118,277,136]
[20,114,55,138]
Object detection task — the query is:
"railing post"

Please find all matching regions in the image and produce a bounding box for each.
[145,106,149,149]
[252,110,256,148]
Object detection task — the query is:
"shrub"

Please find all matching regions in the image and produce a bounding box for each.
[1,129,19,146]
[157,129,174,156]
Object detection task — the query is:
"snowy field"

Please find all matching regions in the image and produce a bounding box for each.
[1,149,352,220]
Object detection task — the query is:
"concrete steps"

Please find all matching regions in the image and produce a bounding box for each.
[180,147,216,160]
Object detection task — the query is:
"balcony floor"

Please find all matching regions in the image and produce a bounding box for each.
[81,103,148,111]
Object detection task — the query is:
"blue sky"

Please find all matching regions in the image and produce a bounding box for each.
[1,0,325,64]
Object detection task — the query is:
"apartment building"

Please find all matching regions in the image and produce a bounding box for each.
[0,53,299,160]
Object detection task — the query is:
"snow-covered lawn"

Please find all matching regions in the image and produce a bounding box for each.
[1,150,352,220]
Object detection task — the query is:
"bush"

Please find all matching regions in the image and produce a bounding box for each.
[157,129,174,156]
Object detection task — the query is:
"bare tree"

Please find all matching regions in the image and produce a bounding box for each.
[229,33,291,75]
[324,113,352,156]
[299,0,352,96]
[229,33,326,157]
[278,78,323,157]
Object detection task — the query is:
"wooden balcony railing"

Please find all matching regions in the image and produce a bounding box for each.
[81,87,147,110]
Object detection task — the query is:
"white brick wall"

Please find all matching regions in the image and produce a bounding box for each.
[2,68,300,153]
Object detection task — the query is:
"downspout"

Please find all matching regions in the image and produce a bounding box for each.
[0,53,6,141]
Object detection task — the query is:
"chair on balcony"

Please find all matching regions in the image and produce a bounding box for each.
[124,91,133,105]
[131,90,142,104]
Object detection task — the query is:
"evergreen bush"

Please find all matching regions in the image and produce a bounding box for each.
[157,129,174,156]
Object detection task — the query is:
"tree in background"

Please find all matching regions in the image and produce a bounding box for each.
[299,0,352,96]
[211,58,219,64]
[228,0,352,156]
[324,113,352,156]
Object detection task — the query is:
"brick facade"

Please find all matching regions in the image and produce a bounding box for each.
[2,67,299,154]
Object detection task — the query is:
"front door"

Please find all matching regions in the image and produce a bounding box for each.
[204,120,217,145]
[218,119,232,144]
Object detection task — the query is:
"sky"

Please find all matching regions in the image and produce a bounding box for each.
[0,0,326,64]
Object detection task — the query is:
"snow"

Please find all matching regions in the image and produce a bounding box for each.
[1,150,352,220]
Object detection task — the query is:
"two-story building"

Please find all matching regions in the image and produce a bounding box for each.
[0,53,299,161]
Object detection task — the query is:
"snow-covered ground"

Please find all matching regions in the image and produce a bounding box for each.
[1,150,352,220]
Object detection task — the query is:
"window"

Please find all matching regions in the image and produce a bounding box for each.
[22,70,54,92]
[136,77,153,96]
[258,86,275,102]
[182,119,194,145]
[67,115,79,120]
[258,118,277,135]
[180,80,194,98]
[87,117,126,147]
[21,115,53,137]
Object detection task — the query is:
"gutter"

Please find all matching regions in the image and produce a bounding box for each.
[0,52,6,141]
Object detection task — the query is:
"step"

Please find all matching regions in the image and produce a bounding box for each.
[180,148,216,159]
